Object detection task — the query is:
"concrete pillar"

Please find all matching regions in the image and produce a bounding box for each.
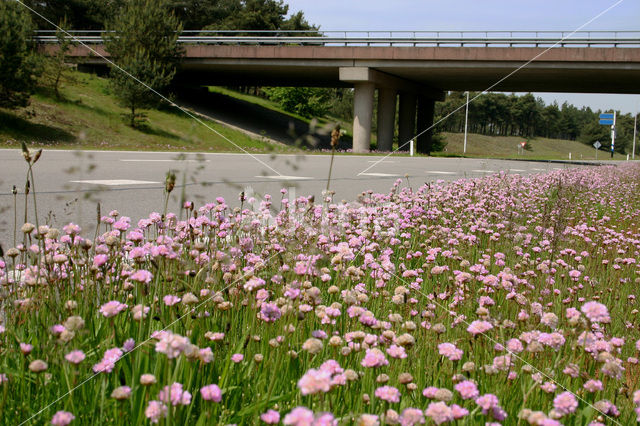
[417,96,435,154]
[352,82,375,153]
[376,88,397,152]
[398,92,417,151]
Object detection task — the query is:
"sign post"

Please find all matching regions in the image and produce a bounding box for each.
[599,112,616,158]
[463,91,469,154]
[633,111,637,160]
[593,140,601,160]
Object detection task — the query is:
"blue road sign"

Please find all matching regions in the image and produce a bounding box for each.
[600,113,614,119]
[600,119,614,125]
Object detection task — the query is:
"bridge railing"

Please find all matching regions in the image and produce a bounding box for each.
[34,30,640,47]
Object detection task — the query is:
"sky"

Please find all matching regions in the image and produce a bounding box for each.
[285,0,640,115]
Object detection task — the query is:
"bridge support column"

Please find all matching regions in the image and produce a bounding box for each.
[352,82,375,153]
[417,96,435,155]
[376,88,397,152]
[398,92,417,151]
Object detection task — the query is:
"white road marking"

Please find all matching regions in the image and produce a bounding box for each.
[509,169,526,172]
[425,171,456,175]
[533,168,547,171]
[70,179,160,186]
[120,159,210,163]
[471,170,496,173]
[367,160,396,163]
[359,172,402,177]
[257,175,312,180]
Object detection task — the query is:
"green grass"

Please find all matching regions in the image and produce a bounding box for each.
[2,163,640,424]
[0,72,627,161]
[440,132,627,161]
[0,71,297,153]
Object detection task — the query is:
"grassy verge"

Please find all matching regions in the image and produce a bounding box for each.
[2,160,640,424]
[439,132,627,161]
[0,71,297,153]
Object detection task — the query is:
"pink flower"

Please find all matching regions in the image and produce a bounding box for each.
[399,408,424,425]
[65,350,85,364]
[361,348,389,368]
[451,404,469,419]
[475,394,498,411]
[99,301,127,318]
[92,347,123,373]
[283,406,314,425]
[386,344,407,359]
[163,295,181,306]
[51,411,75,425]
[92,254,108,268]
[261,409,280,424]
[581,301,610,323]
[454,381,479,400]
[259,303,282,322]
[155,331,190,359]
[466,320,493,336]
[425,402,453,425]
[20,343,33,355]
[438,343,463,361]
[145,400,167,423]
[122,338,135,352]
[159,382,191,406]
[422,387,439,399]
[314,413,337,426]
[583,380,603,393]
[130,269,153,284]
[506,338,523,353]
[231,353,244,363]
[298,368,332,395]
[375,386,400,403]
[553,392,578,416]
[200,384,222,402]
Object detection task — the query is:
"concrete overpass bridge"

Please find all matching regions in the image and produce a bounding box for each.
[38,30,640,153]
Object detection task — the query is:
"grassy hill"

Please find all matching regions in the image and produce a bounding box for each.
[0,71,295,153]
[0,70,627,161]
[440,132,627,161]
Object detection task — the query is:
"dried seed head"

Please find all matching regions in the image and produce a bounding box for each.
[32,149,43,164]
[330,125,341,148]
[21,223,35,234]
[21,142,31,163]
[29,359,48,373]
[165,171,176,193]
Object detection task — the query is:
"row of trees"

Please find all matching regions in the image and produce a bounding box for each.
[3,0,314,126]
[23,0,316,32]
[435,92,637,154]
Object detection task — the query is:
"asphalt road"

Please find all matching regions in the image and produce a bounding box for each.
[0,149,598,247]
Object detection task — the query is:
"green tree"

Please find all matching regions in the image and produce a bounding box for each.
[0,1,41,109]
[24,0,124,30]
[169,0,239,30]
[105,0,183,126]
[43,19,77,99]
[263,87,330,118]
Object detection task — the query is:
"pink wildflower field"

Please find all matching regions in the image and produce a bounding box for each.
[3,156,640,425]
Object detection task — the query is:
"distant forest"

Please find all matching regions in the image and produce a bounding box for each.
[435,92,636,154]
[23,0,316,32]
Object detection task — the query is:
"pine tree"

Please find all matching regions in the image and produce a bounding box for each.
[0,1,41,109]
[105,0,183,127]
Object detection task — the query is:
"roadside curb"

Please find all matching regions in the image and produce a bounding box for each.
[503,158,610,166]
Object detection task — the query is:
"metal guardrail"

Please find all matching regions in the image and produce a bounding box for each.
[34,30,640,47]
